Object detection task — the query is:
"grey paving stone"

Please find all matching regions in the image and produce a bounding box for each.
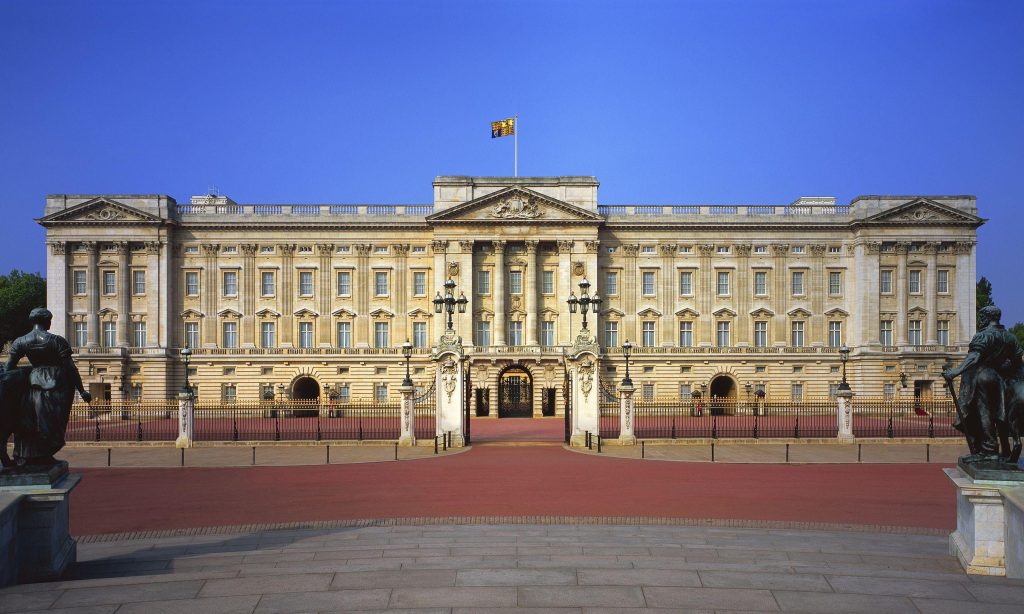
[827,575,974,600]
[912,597,1024,614]
[401,556,517,570]
[519,558,634,569]
[389,586,517,608]
[965,582,1024,603]
[0,590,60,613]
[114,594,260,614]
[52,580,204,608]
[253,589,392,612]
[518,586,646,607]
[57,570,240,590]
[456,568,576,586]
[240,551,316,564]
[199,572,333,596]
[642,586,778,610]
[699,570,831,591]
[577,569,700,587]
[3,607,118,614]
[312,548,386,560]
[772,590,918,613]
[331,570,456,589]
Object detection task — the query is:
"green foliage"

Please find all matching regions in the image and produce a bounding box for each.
[0,270,47,346]
[977,277,995,327]
[1011,323,1024,348]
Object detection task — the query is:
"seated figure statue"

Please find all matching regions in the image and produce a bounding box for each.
[1,307,91,469]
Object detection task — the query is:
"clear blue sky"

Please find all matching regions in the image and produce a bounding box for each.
[2,1,1022,319]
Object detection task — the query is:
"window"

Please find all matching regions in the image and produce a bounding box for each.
[413,322,427,348]
[130,384,143,401]
[413,271,427,296]
[791,321,804,347]
[103,271,116,294]
[541,321,555,346]
[641,245,656,254]
[937,270,949,294]
[880,270,893,294]
[337,384,351,401]
[605,321,618,347]
[679,271,693,295]
[753,246,767,254]
[74,322,87,346]
[132,321,146,347]
[222,322,238,348]
[791,271,804,295]
[716,321,730,347]
[679,384,692,400]
[299,271,313,296]
[828,321,842,348]
[375,384,388,402]
[884,383,896,399]
[336,321,351,348]
[607,246,617,253]
[937,320,950,346]
[754,321,767,348]
[509,270,523,294]
[717,271,730,295]
[223,245,237,254]
[261,271,275,296]
[909,270,921,294]
[542,270,554,294]
[374,322,389,348]
[791,383,804,401]
[185,322,199,348]
[73,270,86,294]
[754,271,767,295]
[909,319,922,346]
[605,271,618,295]
[184,245,199,254]
[373,245,387,254]
[260,246,275,254]
[679,246,692,254]
[880,320,894,346]
[716,246,729,254]
[223,384,237,402]
[223,271,238,296]
[102,322,116,347]
[508,321,523,346]
[679,321,693,347]
[261,322,276,348]
[374,271,388,296]
[337,271,351,295]
[299,322,313,348]
[477,270,490,294]
[791,245,805,254]
[411,245,425,254]
[642,384,654,400]
[829,271,841,295]
[185,272,199,296]
[828,246,841,253]
[642,321,656,347]
[642,271,655,296]
[476,321,491,346]
[133,271,145,295]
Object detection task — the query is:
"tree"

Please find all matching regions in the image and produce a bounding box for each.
[977,277,995,327]
[0,270,47,347]
[1011,323,1024,348]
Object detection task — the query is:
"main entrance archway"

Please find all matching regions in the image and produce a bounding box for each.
[498,365,533,418]
[708,375,737,416]
[291,377,320,401]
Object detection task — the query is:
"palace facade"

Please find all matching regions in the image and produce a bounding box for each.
[38,176,981,415]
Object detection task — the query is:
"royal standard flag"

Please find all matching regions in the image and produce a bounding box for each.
[491,118,515,138]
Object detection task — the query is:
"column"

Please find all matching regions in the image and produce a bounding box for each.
[398,382,415,446]
[924,242,938,344]
[116,241,130,346]
[457,241,475,345]
[317,244,334,346]
[559,240,576,343]
[585,240,601,342]
[618,382,636,445]
[735,244,752,345]
[46,241,68,338]
[431,240,448,341]
[858,242,881,346]
[955,241,975,343]
[659,243,675,345]
[393,244,409,345]
[525,240,539,346]
[493,240,507,346]
[353,244,371,347]
[771,244,789,345]
[621,244,637,344]
[698,244,716,345]
[201,243,219,347]
[895,241,909,346]
[158,238,171,348]
[810,244,827,345]
[836,389,854,441]
[175,391,194,448]
[86,242,100,347]
[280,244,296,347]
[241,244,258,347]
[145,242,162,347]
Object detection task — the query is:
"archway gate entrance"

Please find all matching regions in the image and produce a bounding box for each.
[498,365,533,418]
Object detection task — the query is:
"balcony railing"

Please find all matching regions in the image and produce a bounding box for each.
[597,204,851,217]
[173,204,435,217]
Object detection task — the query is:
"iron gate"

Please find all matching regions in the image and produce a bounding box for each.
[498,367,533,418]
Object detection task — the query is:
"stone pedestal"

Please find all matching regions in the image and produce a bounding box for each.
[945,467,1024,576]
[398,384,416,447]
[175,391,194,449]
[836,389,854,441]
[0,472,80,585]
[567,342,599,447]
[618,383,636,445]
[433,330,466,447]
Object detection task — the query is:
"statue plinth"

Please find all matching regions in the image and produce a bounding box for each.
[0,461,69,488]
[958,458,1024,482]
[0,472,80,586]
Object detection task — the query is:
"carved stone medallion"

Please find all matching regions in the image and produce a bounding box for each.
[492,195,542,219]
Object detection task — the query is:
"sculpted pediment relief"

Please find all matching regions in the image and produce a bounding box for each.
[861,198,983,226]
[38,198,163,225]
[427,187,602,225]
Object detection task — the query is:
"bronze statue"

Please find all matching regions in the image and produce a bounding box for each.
[943,305,1023,465]
[0,308,91,469]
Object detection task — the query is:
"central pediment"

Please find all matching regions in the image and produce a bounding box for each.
[426,187,603,225]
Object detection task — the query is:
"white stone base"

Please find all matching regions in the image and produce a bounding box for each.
[945,467,1024,576]
[618,434,637,446]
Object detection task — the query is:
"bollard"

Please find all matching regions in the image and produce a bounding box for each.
[434,435,438,455]
[327,445,330,464]
[107,448,112,467]
[641,441,645,459]
[597,435,602,453]
[711,442,715,462]
[394,442,399,461]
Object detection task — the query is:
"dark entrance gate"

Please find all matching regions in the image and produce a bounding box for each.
[498,365,533,418]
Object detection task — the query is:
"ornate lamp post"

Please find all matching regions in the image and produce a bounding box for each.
[402,339,413,387]
[621,340,633,387]
[180,346,193,397]
[433,278,467,332]
[566,278,601,330]
[276,382,285,401]
[744,382,753,416]
[838,345,851,391]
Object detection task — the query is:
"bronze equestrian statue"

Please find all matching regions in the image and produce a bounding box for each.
[943,305,1023,466]
[1,307,91,469]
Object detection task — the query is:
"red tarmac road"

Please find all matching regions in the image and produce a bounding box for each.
[71,445,955,536]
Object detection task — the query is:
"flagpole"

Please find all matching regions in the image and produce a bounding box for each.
[514,114,518,177]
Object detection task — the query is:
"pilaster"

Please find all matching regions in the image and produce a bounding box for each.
[698,244,716,345]
[145,241,162,347]
[809,244,827,345]
[201,243,219,347]
[280,244,296,347]
[353,244,370,347]
[493,240,507,346]
[924,242,938,344]
[457,241,475,346]
[896,241,909,346]
[525,240,538,346]
[659,243,676,346]
[734,244,751,345]
[558,240,575,345]
[770,244,789,345]
[393,244,409,346]
[86,242,100,347]
[621,243,638,344]
[241,244,258,347]
[115,241,130,346]
[46,242,68,338]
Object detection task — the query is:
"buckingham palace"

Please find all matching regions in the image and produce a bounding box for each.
[37,175,981,415]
